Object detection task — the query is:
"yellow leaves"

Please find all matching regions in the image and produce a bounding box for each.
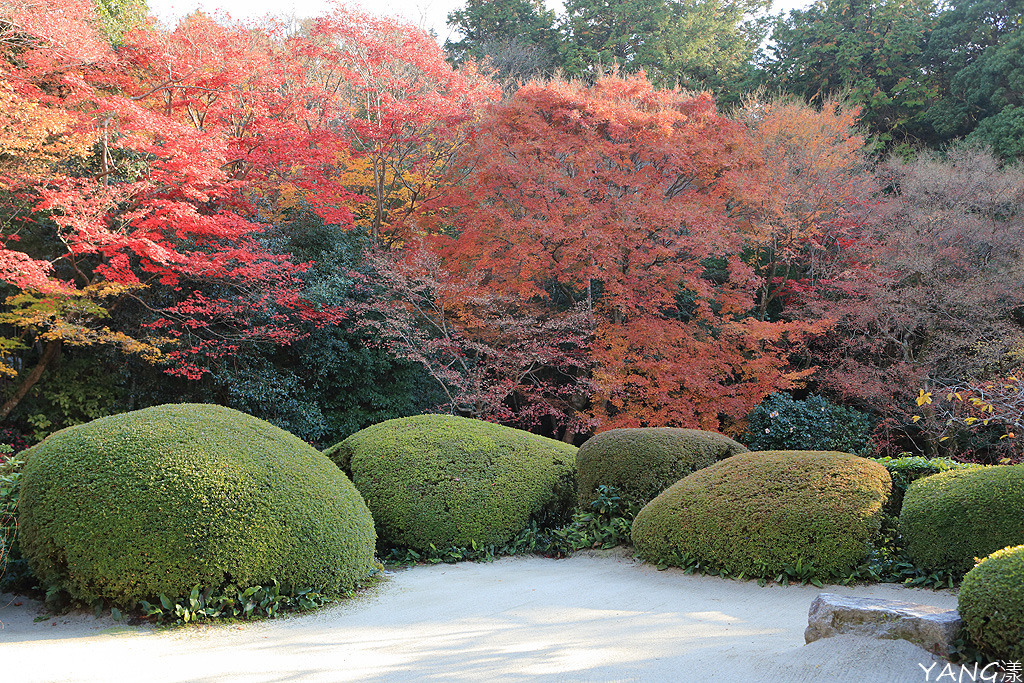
[0,76,95,184]
[0,336,22,378]
[916,389,932,406]
[912,415,922,423]
[0,282,163,365]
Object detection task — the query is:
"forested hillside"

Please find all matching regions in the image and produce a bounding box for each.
[1,0,1021,463]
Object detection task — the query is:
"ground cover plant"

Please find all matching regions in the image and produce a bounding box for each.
[325,414,577,552]
[382,484,636,566]
[17,404,378,612]
[0,445,23,591]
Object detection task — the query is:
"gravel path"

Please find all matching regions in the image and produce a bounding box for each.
[0,551,958,682]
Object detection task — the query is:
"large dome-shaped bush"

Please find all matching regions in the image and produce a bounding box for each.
[324,414,576,551]
[576,427,748,509]
[18,404,377,606]
[632,451,890,578]
[900,465,1024,576]
[959,544,1024,662]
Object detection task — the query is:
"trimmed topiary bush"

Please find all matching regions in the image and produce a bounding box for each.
[575,427,748,509]
[18,404,377,607]
[900,465,1024,577]
[324,414,577,551]
[872,454,979,516]
[959,544,1024,662]
[632,451,891,579]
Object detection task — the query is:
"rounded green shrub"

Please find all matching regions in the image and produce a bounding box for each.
[632,451,891,578]
[900,465,1024,576]
[324,414,577,551]
[959,544,1024,662]
[575,427,748,509]
[18,404,377,606]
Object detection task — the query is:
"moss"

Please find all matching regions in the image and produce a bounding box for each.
[900,465,1024,577]
[959,545,1024,662]
[632,451,891,578]
[324,414,577,551]
[576,427,748,509]
[18,404,377,607]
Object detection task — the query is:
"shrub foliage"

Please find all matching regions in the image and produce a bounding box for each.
[743,393,873,455]
[325,414,577,551]
[900,465,1024,577]
[576,427,748,509]
[632,450,891,579]
[958,544,1024,662]
[872,454,978,516]
[18,404,378,607]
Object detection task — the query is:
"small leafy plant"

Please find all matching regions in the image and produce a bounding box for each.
[0,446,34,593]
[136,572,382,625]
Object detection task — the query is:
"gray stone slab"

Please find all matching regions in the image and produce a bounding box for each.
[805,592,962,656]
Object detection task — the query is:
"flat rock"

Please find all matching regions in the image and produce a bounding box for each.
[805,593,962,656]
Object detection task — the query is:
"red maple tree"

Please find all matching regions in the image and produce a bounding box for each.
[0,3,345,420]
[444,74,823,432]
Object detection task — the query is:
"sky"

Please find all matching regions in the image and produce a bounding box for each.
[147,0,817,46]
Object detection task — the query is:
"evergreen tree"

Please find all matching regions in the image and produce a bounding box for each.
[924,0,1024,159]
[764,0,937,149]
[446,0,560,81]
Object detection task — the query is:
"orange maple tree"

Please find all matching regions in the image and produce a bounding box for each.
[444,74,823,432]
[736,97,875,322]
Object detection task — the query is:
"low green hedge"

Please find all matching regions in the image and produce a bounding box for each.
[324,414,576,552]
[632,451,890,579]
[872,454,978,516]
[959,544,1024,662]
[18,404,377,607]
[576,427,747,509]
[900,465,1024,576]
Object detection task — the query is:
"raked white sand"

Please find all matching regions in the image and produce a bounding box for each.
[0,550,959,682]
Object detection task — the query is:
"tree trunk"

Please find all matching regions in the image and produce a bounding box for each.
[0,340,61,423]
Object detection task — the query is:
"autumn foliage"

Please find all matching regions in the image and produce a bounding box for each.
[3,0,1020,462]
[437,75,826,433]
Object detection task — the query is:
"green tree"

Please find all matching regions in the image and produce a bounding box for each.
[559,0,671,77]
[92,0,147,43]
[922,0,1024,158]
[650,0,772,99]
[764,0,937,149]
[559,0,769,101]
[446,0,560,81]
